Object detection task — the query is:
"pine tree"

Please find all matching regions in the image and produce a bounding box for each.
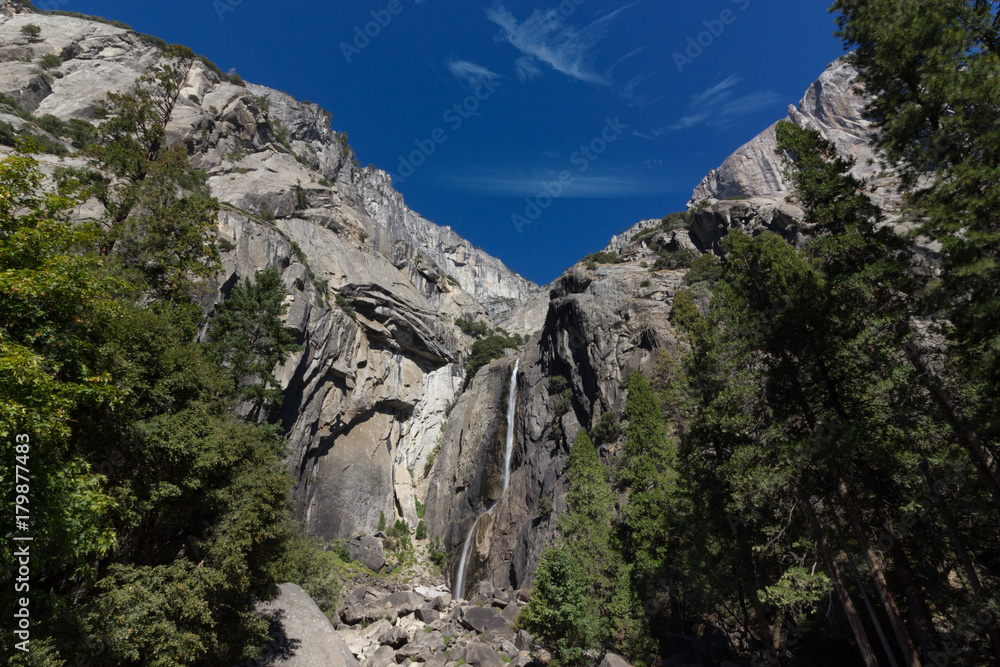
[205,267,301,420]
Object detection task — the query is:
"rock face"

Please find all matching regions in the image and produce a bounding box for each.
[689,58,879,206]
[426,261,686,593]
[0,6,539,544]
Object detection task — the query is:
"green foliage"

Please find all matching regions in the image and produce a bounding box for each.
[415,520,428,541]
[415,499,425,519]
[0,152,297,666]
[669,290,704,335]
[34,114,97,149]
[456,317,491,338]
[682,253,722,286]
[0,93,31,119]
[833,0,1000,440]
[378,511,387,533]
[582,250,621,265]
[21,24,41,36]
[590,411,621,446]
[295,181,309,210]
[517,548,603,665]
[204,267,301,420]
[384,519,412,553]
[465,334,518,378]
[632,211,690,243]
[277,529,357,622]
[269,116,291,148]
[39,53,62,69]
[0,120,16,147]
[651,248,699,271]
[521,432,653,664]
[336,293,356,319]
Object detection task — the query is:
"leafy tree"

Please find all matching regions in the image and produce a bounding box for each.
[205,267,301,420]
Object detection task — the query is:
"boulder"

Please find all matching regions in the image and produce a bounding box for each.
[346,535,386,573]
[515,629,533,651]
[454,641,507,667]
[254,583,360,666]
[598,653,632,667]
[415,607,440,623]
[380,591,427,618]
[363,644,396,667]
[460,605,511,638]
[378,625,408,649]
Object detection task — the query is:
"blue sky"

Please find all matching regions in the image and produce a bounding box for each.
[58,0,845,285]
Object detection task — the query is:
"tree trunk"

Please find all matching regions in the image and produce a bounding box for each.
[919,460,1000,660]
[835,469,922,666]
[902,341,1000,506]
[858,461,942,658]
[833,512,900,667]
[801,492,879,667]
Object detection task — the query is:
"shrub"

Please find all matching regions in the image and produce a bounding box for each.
[582,251,621,265]
[651,248,699,271]
[415,499,425,519]
[683,253,723,287]
[378,511,387,533]
[415,521,428,540]
[336,294,356,319]
[39,53,62,69]
[456,318,490,338]
[590,411,621,445]
[188,94,200,104]
[0,94,30,119]
[465,334,518,378]
[640,279,651,288]
[549,376,569,393]
[0,120,16,148]
[21,24,41,36]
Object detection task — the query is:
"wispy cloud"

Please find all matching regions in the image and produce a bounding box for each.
[633,127,667,140]
[485,3,636,87]
[670,76,781,131]
[439,168,657,197]
[446,59,503,89]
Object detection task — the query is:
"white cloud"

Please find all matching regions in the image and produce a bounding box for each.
[633,127,667,140]
[669,76,781,131]
[446,59,503,89]
[486,3,635,87]
[515,56,543,82]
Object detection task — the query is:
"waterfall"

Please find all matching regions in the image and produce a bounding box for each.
[502,358,520,493]
[453,358,519,600]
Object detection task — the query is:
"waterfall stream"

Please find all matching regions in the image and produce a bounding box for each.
[453,358,519,600]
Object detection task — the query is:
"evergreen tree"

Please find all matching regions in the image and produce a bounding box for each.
[620,370,678,592]
[205,267,301,420]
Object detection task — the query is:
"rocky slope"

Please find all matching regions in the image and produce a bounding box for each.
[0,4,538,542]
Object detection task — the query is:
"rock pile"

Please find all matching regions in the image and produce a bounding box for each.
[334,582,538,667]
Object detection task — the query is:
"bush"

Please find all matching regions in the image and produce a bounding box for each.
[651,248,699,271]
[465,334,518,378]
[277,529,352,622]
[456,317,490,338]
[39,53,62,69]
[590,411,621,446]
[415,499,425,519]
[20,24,41,36]
[683,253,723,286]
[582,251,621,265]
[336,294,356,319]
[415,521,428,541]
[0,121,16,148]
[378,511,387,533]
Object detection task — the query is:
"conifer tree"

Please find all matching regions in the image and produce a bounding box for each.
[205,267,301,420]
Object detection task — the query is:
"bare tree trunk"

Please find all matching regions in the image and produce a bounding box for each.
[835,469,922,666]
[801,492,879,667]
[833,512,901,667]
